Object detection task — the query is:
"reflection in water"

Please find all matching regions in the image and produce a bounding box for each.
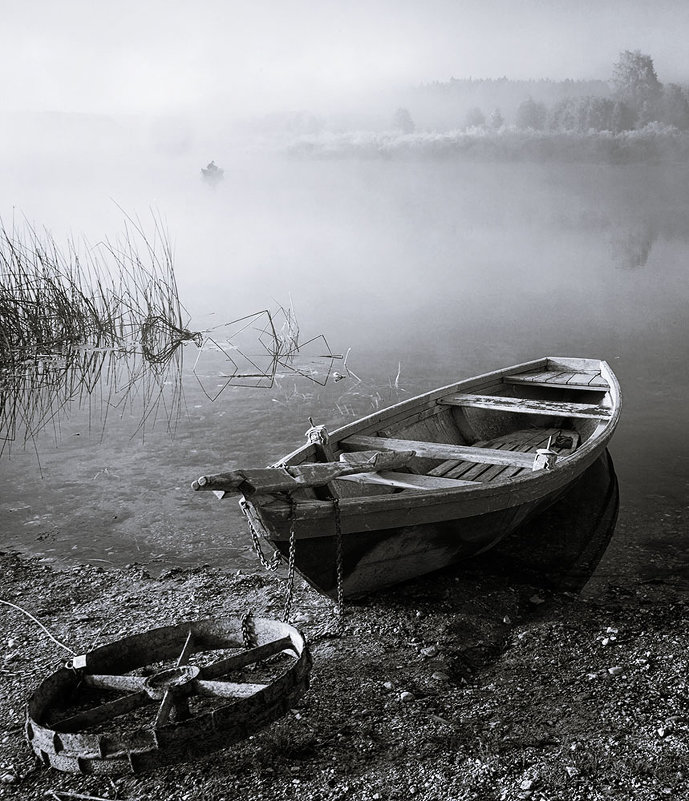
[609,222,658,269]
[473,450,619,593]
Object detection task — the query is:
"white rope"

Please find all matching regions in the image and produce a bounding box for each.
[0,598,77,655]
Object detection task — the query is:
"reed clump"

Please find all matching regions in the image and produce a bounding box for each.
[0,214,198,454]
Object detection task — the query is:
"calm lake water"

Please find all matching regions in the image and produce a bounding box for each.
[1,152,688,591]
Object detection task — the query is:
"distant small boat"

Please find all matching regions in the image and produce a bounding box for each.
[193,357,621,600]
[201,161,224,187]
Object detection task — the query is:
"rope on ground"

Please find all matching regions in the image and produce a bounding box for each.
[0,598,76,655]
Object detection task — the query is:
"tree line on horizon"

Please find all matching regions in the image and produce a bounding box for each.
[398,51,689,136]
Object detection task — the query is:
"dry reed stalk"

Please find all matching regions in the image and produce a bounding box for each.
[0,213,196,454]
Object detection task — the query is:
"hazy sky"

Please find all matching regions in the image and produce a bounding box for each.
[3,0,689,116]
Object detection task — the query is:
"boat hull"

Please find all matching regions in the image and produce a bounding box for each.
[260,448,618,599]
[266,486,565,599]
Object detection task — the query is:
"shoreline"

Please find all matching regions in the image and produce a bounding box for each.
[1,547,688,801]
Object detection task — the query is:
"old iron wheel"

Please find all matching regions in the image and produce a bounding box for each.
[26,617,311,775]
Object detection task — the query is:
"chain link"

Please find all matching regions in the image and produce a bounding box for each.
[241,610,258,650]
[240,497,282,572]
[332,498,345,635]
[281,496,298,623]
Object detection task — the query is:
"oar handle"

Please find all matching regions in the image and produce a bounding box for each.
[191,450,416,495]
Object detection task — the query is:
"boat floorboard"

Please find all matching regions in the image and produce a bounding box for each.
[504,369,608,391]
[429,427,579,484]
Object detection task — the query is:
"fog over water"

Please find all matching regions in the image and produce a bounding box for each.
[1,1,688,587]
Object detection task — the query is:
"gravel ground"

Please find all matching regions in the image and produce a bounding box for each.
[1,551,688,801]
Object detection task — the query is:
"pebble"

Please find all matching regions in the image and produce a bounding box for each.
[565,766,579,777]
[520,778,534,790]
[1,773,17,784]
[420,645,439,658]
[399,691,415,703]
[529,594,545,605]
[607,666,624,676]
[431,671,450,683]
[382,681,394,691]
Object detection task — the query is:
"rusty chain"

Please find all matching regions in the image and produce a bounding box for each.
[239,497,282,572]
[281,496,298,623]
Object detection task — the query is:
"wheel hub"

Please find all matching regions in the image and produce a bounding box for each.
[142,665,200,699]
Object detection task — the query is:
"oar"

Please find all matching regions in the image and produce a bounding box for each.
[191,449,416,495]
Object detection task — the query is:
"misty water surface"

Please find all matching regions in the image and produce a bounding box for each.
[1,152,687,588]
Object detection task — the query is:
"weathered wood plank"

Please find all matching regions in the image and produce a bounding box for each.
[545,357,603,373]
[503,375,606,392]
[192,450,416,495]
[336,471,477,490]
[565,371,602,385]
[340,435,536,468]
[439,394,611,419]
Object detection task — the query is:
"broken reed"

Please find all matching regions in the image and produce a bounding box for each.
[0,216,199,453]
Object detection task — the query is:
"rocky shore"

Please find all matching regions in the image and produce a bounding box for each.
[1,550,688,801]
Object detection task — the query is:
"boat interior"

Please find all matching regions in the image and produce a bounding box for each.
[304,359,615,500]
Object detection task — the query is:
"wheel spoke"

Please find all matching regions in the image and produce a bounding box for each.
[153,690,175,729]
[176,629,195,667]
[195,680,268,699]
[83,674,148,693]
[200,636,294,680]
[54,691,151,732]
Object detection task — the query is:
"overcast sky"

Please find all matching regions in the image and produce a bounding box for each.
[3,0,689,116]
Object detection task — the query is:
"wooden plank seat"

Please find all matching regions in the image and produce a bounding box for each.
[336,472,477,490]
[503,369,608,392]
[340,435,537,469]
[439,393,612,419]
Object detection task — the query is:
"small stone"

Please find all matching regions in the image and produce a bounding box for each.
[382,681,394,691]
[607,666,624,676]
[529,594,545,605]
[0,773,17,785]
[520,778,534,790]
[565,766,579,777]
[657,727,667,738]
[399,691,415,702]
[503,616,511,625]
[431,671,450,682]
[420,645,439,658]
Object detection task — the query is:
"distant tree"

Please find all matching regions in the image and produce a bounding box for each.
[661,83,689,130]
[464,106,486,128]
[611,50,663,126]
[610,100,636,133]
[548,96,619,133]
[392,107,415,134]
[489,108,505,130]
[515,97,547,130]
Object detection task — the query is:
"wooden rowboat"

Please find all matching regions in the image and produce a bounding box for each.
[193,357,621,600]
